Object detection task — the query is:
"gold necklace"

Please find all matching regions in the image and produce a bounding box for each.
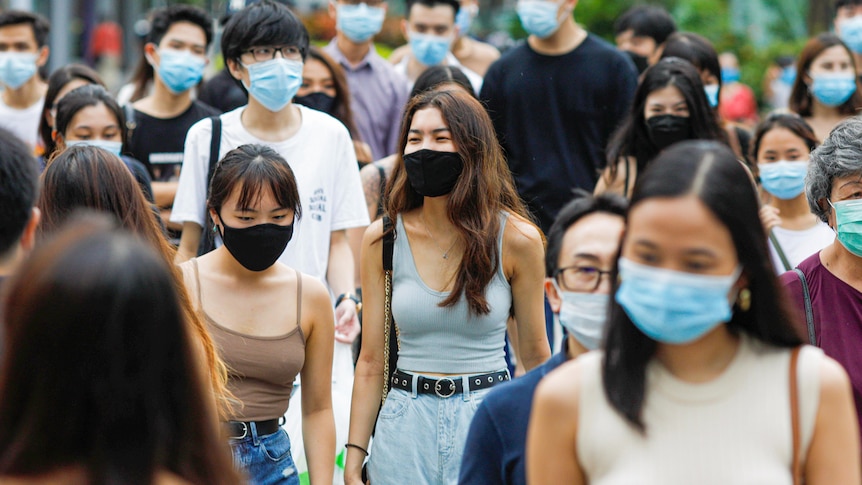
[420,213,457,259]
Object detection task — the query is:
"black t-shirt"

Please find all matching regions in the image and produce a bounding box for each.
[127,100,220,181]
[480,35,637,233]
[198,69,248,114]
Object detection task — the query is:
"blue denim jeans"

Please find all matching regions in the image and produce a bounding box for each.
[230,424,300,485]
[366,376,493,484]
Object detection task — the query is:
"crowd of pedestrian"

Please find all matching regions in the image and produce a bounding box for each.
[1,0,862,484]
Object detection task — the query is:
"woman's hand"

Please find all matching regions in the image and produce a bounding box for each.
[759,205,782,233]
[335,301,361,343]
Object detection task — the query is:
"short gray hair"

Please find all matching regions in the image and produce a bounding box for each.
[807,116,862,222]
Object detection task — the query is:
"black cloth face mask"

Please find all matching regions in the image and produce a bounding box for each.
[403,149,464,197]
[218,218,294,272]
[294,92,336,115]
[646,114,692,151]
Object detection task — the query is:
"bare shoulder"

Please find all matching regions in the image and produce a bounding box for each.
[818,354,853,399]
[298,271,332,307]
[473,39,501,60]
[504,213,544,252]
[362,218,386,247]
[535,358,583,410]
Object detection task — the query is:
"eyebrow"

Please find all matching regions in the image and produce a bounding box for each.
[571,253,601,262]
[408,127,451,134]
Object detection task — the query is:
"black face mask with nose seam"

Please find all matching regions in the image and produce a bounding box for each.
[219,218,294,272]
[403,149,464,197]
[646,114,692,151]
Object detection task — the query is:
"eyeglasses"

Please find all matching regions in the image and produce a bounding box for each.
[554,265,613,292]
[242,45,302,63]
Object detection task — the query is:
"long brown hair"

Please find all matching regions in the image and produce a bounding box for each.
[37,146,231,418]
[386,89,533,314]
[0,217,240,483]
[306,46,362,142]
[789,33,862,117]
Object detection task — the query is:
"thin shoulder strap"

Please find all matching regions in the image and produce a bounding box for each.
[295,268,302,326]
[191,258,202,307]
[789,346,802,485]
[623,157,631,199]
[793,268,816,345]
[769,230,792,272]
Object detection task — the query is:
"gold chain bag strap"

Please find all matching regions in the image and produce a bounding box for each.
[381,215,399,405]
[790,346,802,485]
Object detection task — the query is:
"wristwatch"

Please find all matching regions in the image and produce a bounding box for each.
[335,292,362,314]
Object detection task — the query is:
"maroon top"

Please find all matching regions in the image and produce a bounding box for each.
[781,251,862,443]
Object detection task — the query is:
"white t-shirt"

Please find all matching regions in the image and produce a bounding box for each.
[0,95,44,154]
[170,105,370,283]
[768,221,835,274]
[394,52,483,95]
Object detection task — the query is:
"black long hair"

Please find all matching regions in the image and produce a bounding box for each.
[606,57,726,184]
[601,140,805,432]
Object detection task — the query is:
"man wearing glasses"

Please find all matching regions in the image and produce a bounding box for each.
[172,0,369,341]
[459,191,627,485]
[324,0,409,160]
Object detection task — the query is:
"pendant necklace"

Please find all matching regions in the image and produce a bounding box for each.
[420,213,457,259]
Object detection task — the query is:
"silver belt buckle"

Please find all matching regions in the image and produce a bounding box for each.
[231,421,248,440]
[434,377,456,398]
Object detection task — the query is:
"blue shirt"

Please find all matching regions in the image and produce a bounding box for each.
[458,341,571,485]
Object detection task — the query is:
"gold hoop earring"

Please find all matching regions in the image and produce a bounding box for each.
[738,288,751,312]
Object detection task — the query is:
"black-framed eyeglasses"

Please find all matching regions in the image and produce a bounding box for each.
[242,45,302,63]
[554,265,613,292]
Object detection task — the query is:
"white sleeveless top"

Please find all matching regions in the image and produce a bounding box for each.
[577,335,822,485]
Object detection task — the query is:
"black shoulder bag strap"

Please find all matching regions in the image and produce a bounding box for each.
[793,268,816,345]
[381,215,398,403]
[196,115,223,256]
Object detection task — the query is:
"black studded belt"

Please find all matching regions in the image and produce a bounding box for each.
[391,369,510,398]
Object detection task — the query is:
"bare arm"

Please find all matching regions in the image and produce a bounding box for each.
[804,356,861,484]
[594,158,632,197]
[506,216,551,371]
[152,181,178,208]
[300,275,337,485]
[344,221,387,485]
[329,229,361,343]
[526,361,585,484]
[175,222,202,264]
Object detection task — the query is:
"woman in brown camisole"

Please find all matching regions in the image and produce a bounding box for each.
[180,144,336,484]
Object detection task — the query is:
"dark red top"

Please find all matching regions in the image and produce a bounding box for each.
[781,251,862,444]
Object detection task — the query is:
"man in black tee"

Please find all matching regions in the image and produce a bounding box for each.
[481,0,637,234]
[125,5,219,235]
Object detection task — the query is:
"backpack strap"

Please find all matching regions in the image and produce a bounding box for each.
[123,103,137,139]
[793,268,816,345]
[206,115,222,192]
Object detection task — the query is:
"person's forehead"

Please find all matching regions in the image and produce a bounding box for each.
[0,23,37,44]
[408,3,456,23]
[160,21,207,45]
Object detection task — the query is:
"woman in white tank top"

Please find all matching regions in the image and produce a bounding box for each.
[527,141,860,484]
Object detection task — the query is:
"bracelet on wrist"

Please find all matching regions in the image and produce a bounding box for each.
[345,442,369,456]
[335,293,362,313]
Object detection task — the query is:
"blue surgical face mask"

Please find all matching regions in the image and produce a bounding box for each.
[409,32,452,67]
[830,199,862,257]
[615,258,742,345]
[0,52,37,89]
[780,66,797,86]
[553,281,608,350]
[156,48,206,94]
[704,84,720,108]
[721,67,740,84]
[810,73,857,107]
[456,4,477,37]
[242,58,303,112]
[66,139,123,157]
[517,0,563,39]
[759,160,808,200]
[840,15,862,54]
[336,2,385,43]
